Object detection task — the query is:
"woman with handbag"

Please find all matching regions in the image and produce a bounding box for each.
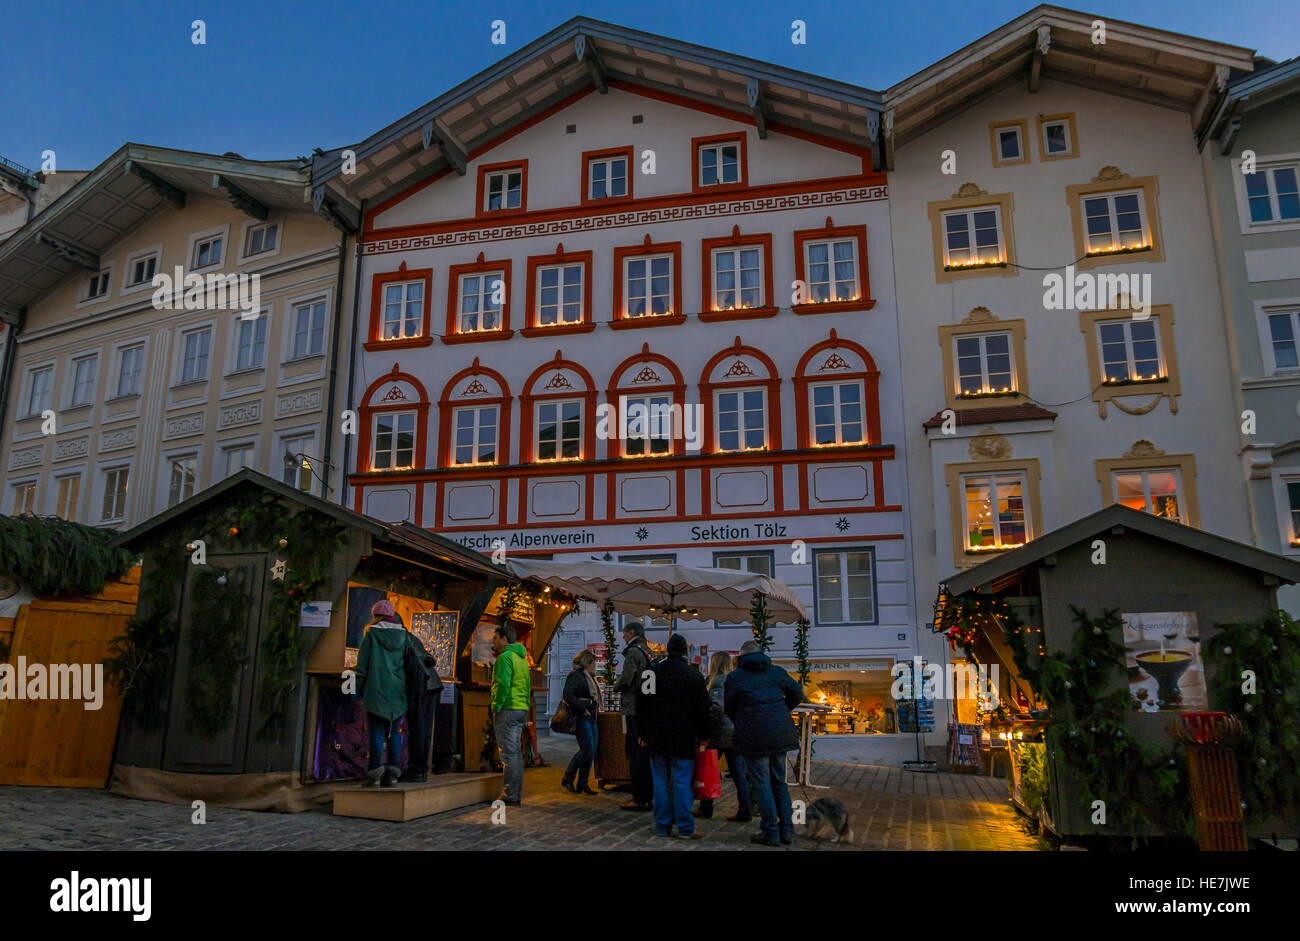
[695,652,752,822]
[559,650,601,794]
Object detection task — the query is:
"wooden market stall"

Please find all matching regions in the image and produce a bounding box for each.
[935,503,1300,840]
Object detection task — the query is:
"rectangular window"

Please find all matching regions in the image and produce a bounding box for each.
[101,467,129,522]
[536,400,582,461]
[458,273,504,333]
[942,208,1004,268]
[955,332,1014,396]
[1082,190,1148,254]
[223,443,254,477]
[193,235,223,268]
[1245,163,1300,224]
[234,316,267,371]
[128,253,158,286]
[588,156,627,200]
[373,412,417,470]
[168,456,198,506]
[621,393,673,457]
[1114,468,1184,522]
[804,239,859,302]
[86,270,110,299]
[117,345,144,397]
[963,472,1028,550]
[484,169,522,212]
[715,552,774,626]
[453,406,498,465]
[56,475,80,521]
[245,222,278,256]
[623,255,673,317]
[70,355,98,407]
[281,435,315,491]
[814,550,875,625]
[27,367,53,416]
[698,141,740,186]
[1042,119,1071,156]
[291,300,327,358]
[997,126,1023,161]
[619,555,676,630]
[811,382,864,446]
[712,247,762,310]
[180,328,211,383]
[1097,319,1163,383]
[536,264,584,326]
[382,281,424,339]
[12,482,38,516]
[1269,309,1300,370]
[1287,480,1300,545]
[716,388,766,451]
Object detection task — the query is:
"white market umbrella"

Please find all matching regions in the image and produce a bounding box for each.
[507,557,808,626]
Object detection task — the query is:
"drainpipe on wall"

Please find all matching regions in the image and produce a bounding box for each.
[339,199,366,512]
[0,307,26,454]
[321,227,350,502]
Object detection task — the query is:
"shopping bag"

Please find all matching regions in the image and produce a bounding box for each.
[693,747,722,799]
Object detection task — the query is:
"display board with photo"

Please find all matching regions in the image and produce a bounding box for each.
[1121,611,1206,712]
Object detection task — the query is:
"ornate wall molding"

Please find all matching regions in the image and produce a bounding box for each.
[218,401,262,430]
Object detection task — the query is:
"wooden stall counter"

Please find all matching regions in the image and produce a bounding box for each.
[595,711,630,788]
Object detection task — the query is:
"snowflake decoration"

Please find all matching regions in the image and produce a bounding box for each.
[635,527,649,542]
[835,517,850,532]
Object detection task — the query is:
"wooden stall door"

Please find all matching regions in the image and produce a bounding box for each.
[162,555,267,774]
[0,598,132,787]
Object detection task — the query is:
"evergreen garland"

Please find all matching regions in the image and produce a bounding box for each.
[185,568,252,739]
[600,601,618,686]
[0,515,135,597]
[1204,610,1300,821]
[106,544,187,731]
[794,616,811,686]
[750,590,773,652]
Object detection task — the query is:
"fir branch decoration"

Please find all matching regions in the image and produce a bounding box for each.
[600,601,618,686]
[750,590,773,652]
[185,568,251,739]
[0,515,135,597]
[794,616,811,686]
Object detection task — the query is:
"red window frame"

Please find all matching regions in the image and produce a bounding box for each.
[364,262,434,351]
[610,235,684,330]
[692,133,748,194]
[475,160,529,218]
[445,252,515,344]
[792,330,882,448]
[523,244,596,337]
[436,360,514,469]
[792,217,874,314]
[580,146,635,207]
[356,364,430,473]
[699,226,777,321]
[520,352,599,464]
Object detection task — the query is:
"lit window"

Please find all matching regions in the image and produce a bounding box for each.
[86,270,110,299]
[997,127,1023,161]
[382,281,424,339]
[127,253,158,286]
[168,456,198,506]
[281,435,315,491]
[26,367,53,416]
[373,412,417,470]
[1082,190,1148,254]
[811,382,864,446]
[698,142,740,186]
[623,255,672,317]
[712,247,762,310]
[180,328,211,383]
[589,156,627,199]
[955,332,1015,396]
[117,345,144,397]
[716,388,766,451]
[963,473,1028,550]
[245,222,278,256]
[291,300,327,358]
[536,400,582,461]
[815,550,875,624]
[1244,163,1299,224]
[458,273,504,333]
[1268,309,1300,370]
[70,355,99,407]
[942,208,1004,268]
[1287,480,1300,545]
[453,406,498,465]
[1114,469,1184,522]
[101,467,129,522]
[56,475,80,521]
[537,264,583,326]
[1041,119,1071,156]
[804,239,859,302]
[235,316,267,371]
[12,482,38,516]
[621,393,673,456]
[484,169,522,211]
[193,235,223,268]
[1097,319,1163,383]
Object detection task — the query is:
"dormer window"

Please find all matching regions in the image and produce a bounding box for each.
[86,270,110,299]
[479,161,527,214]
[693,135,746,193]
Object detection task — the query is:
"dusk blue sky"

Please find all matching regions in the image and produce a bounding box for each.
[2,0,1294,172]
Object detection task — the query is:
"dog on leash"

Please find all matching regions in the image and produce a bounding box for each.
[802,797,854,843]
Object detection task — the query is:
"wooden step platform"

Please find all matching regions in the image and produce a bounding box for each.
[332,772,502,822]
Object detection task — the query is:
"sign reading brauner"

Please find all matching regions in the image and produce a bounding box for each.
[1122,611,1207,712]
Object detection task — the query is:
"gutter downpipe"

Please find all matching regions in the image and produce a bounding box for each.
[339,199,367,511]
[321,225,350,502]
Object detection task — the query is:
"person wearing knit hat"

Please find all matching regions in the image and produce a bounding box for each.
[355,597,410,787]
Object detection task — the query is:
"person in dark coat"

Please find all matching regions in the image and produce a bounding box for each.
[724,639,804,846]
[402,629,443,783]
[560,650,600,794]
[638,633,711,839]
[611,620,654,811]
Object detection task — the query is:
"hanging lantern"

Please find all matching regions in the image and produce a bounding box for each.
[278,538,288,549]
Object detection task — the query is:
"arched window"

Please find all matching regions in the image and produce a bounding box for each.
[605,342,687,459]
[357,364,430,473]
[793,329,881,448]
[520,350,598,463]
[699,337,782,454]
[437,357,513,468]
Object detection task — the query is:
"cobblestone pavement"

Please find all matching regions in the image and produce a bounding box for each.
[0,737,1045,851]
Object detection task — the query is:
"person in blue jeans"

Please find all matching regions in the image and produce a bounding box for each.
[560,650,600,794]
[695,651,752,822]
[638,633,712,839]
[725,639,805,846]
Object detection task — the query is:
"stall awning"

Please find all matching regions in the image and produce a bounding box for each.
[506,558,807,624]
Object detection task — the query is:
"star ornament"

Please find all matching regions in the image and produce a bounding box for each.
[635,527,649,542]
[271,558,287,581]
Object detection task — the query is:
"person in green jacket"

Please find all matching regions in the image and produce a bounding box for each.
[355,599,411,787]
[491,624,531,804]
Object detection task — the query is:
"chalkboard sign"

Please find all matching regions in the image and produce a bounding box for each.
[409,611,459,680]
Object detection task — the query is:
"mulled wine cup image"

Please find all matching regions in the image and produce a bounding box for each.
[1135,650,1193,705]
